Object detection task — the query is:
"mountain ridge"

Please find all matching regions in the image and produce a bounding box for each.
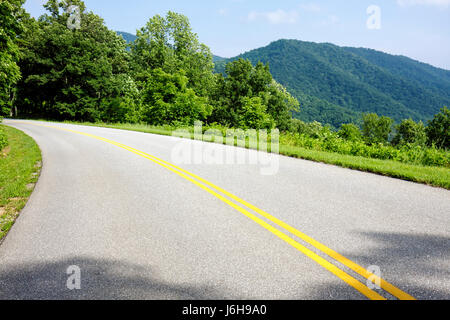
[215,39,450,127]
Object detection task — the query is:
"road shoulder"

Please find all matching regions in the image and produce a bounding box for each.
[0,124,42,243]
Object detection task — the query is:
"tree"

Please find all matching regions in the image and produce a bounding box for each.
[338,123,362,141]
[362,113,393,144]
[426,107,449,149]
[392,119,426,146]
[209,58,299,129]
[15,0,137,122]
[0,0,25,116]
[141,68,212,125]
[264,80,299,131]
[132,11,215,97]
[238,97,274,130]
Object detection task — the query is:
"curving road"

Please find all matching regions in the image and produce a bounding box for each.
[0,119,449,300]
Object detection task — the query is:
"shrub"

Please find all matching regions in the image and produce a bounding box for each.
[141,68,212,126]
[238,96,274,130]
[338,123,362,142]
[426,107,449,150]
[362,113,394,144]
[279,130,449,167]
[392,119,427,147]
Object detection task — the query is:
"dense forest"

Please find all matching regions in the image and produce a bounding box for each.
[2,0,297,131]
[0,0,449,156]
[215,39,450,128]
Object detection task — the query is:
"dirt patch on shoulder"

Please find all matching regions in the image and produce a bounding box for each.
[0,146,11,158]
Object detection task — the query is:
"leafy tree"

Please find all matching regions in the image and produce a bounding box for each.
[0,0,25,116]
[392,119,426,146]
[362,113,394,144]
[210,58,298,129]
[426,107,449,149]
[338,123,362,141]
[132,11,214,97]
[15,0,136,122]
[238,97,274,130]
[264,80,299,131]
[141,68,212,125]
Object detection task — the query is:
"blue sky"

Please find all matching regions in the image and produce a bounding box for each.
[24,0,450,70]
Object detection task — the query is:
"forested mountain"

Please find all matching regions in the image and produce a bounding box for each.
[116,31,137,44]
[215,39,450,128]
[213,55,226,63]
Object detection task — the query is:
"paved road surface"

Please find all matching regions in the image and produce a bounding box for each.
[0,120,449,300]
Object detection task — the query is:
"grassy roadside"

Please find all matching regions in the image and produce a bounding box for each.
[280,145,449,189]
[0,125,42,242]
[33,120,450,189]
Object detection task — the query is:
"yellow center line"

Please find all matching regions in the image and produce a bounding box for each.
[15,121,415,300]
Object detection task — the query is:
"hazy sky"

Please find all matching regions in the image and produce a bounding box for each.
[24,0,450,70]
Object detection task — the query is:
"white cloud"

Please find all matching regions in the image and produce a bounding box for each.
[397,0,450,7]
[246,3,324,25]
[247,9,299,24]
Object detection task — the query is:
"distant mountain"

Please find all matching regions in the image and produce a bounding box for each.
[213,55,227,63]
[116,31,137,44]
[214,39,450,127]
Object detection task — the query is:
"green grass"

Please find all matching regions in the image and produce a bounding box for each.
[59,121,176,137]
[35,120,450,189]
[280,145,450,189]
[0,125,42,241]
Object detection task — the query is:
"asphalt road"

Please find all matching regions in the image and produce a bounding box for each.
[0,119,449,300]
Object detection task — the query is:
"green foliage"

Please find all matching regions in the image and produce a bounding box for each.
[426,107,449,149]
[215,39,450,128]
[345,47,450,104]
[291,92,362,129]
[210,58,298,130]
[362,113,394,144]
[238,97,274,129]
[132,11,214,97]
[265,80,300,131]
[11,6,299,131]
[392,119,427,147]
[141,68,212,125]
[338,124,362,142]
[0,126,8,150]
[0,0,25,116]
[280,131,449,167]
[15,0,137,122]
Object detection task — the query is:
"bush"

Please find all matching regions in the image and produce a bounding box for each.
[279,130,449,167]
[426,107,449,149]
[362,113,394,144]
[238,97,274,130]
[392,119,427,147]
[141,68,212,126]
[338,123,362,142]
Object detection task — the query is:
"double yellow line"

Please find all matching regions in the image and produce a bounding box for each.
[16,121,415,300]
